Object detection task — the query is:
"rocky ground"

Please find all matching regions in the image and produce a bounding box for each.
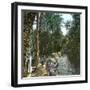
[28,52,76,77]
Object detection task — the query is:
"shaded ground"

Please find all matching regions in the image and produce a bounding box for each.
[27,53,76,77]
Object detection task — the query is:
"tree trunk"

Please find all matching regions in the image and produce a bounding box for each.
[23,12,36,77]
[36,13,40,67]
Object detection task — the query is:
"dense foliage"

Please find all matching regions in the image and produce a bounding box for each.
[64,14,80,74]
[22,11,80,77]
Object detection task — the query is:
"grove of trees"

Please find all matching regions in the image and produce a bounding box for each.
[22,11,80,77]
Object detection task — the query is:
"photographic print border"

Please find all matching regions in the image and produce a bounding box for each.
[11,2,88,87]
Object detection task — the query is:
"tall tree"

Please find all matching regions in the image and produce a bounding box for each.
[65,14,80,74]
[22,11,36,77]
[39,12,63,56]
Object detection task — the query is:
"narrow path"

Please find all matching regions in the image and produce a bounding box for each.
[57,54,75,75]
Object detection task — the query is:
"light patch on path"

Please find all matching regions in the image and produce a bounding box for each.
[57,54,75,75]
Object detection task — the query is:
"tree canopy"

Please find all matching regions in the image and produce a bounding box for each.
[22,11,80,77]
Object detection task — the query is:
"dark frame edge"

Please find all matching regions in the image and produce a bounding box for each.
[16,80,87,87]
[11,2,18,87]
[85,6,88,83]
[13,2,87,9]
